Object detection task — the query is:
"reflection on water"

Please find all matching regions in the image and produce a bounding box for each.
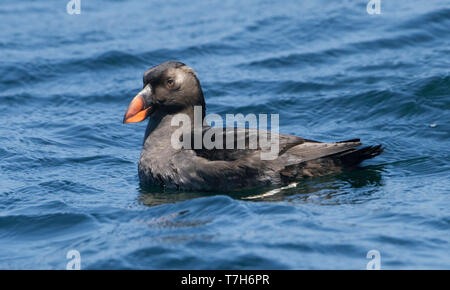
[138,187,215,207]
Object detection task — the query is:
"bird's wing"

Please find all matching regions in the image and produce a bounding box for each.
[175,129,362,190]
[187,126,305,161]
[279,139,362,166]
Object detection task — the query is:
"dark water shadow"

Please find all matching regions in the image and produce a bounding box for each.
[137,165,384,207]
[282,166,385,205]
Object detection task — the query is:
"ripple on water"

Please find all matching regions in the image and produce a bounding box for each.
[0,0,449,269]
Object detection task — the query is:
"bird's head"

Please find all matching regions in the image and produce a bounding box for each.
[123,61,205,123]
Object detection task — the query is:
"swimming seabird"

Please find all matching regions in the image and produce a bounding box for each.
[123,61,384,191]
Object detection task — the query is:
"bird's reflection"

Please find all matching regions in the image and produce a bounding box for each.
[138,165,384,207]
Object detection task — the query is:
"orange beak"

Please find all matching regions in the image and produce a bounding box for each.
[123,86,153,124]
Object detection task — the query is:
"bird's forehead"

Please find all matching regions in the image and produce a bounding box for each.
[143,61,186,83]
[143,66,165,83]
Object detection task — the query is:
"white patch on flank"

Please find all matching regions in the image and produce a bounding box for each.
[243,182,298,200]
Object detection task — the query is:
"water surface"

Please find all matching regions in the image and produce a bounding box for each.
[0,0,449,269]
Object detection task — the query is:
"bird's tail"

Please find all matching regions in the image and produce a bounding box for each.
[333,144,384,167]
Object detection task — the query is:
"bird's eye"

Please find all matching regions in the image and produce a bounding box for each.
[167,78,174,87]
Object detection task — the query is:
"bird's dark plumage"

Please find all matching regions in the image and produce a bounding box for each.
[123,61,384,191]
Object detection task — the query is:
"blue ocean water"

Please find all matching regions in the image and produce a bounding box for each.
[0,0,449,269]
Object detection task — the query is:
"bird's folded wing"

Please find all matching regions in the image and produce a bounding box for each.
[189,126,305,161]
[280,140,362,166]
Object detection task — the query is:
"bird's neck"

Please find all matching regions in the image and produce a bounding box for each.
[142,106,205,152]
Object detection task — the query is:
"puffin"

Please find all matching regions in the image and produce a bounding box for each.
[123,61,384,191]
